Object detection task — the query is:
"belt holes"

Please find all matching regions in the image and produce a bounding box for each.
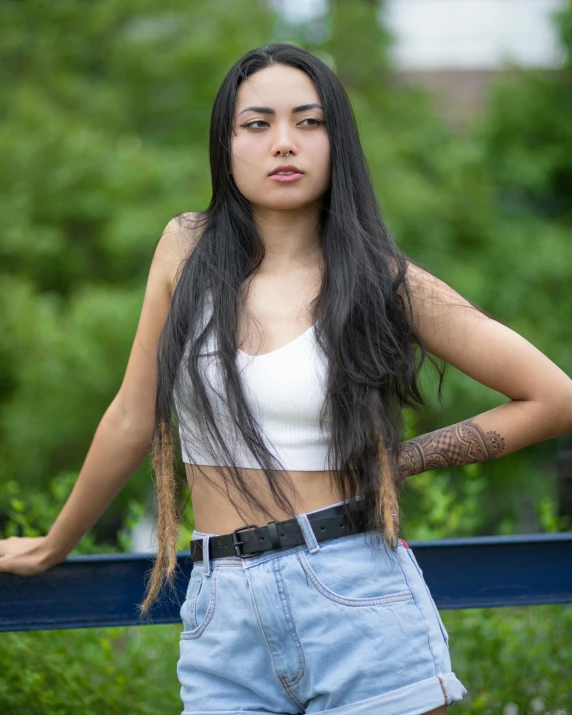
[321,526,324,530]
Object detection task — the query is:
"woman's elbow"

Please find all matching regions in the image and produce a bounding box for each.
[104,396,156,450]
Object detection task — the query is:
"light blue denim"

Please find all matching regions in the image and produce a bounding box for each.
[178,501,468,714]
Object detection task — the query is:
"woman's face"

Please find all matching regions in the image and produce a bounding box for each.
[230,64,331,211]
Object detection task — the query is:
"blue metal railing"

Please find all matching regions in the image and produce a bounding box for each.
[1,532,571,632]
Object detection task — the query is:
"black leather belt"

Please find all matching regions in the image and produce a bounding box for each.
[190,502,368,562]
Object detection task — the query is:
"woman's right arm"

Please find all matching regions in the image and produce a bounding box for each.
[0,215,197,575]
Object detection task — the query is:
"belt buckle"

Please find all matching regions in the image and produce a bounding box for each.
[232,524,263,559]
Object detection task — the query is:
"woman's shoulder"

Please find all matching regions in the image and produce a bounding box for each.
[160,211,205,257]
[155,211,206,294]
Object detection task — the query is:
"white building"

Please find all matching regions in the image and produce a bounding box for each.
[382,0,566,125]
[273,0,566,125]
[382,0,565,70]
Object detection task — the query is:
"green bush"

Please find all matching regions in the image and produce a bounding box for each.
[0,626,181,715]
[444,605,572,713]
[1,606,570,714]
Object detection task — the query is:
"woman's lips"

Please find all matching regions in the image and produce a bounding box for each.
[269,172,304,182]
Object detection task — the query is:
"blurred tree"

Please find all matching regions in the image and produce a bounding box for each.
[0,0,571,547]
[0,0,276,541]
[321,0,572,534]
[2,2,571,710]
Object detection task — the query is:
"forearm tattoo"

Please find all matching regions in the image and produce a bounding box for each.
[397,418,506,480]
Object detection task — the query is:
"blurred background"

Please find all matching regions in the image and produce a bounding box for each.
[1,0,571,712]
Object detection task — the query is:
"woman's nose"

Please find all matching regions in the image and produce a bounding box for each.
[271,123,297,156]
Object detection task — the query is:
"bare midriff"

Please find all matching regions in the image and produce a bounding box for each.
[185,463,347,535]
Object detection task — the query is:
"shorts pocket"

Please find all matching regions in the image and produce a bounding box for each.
[406,549,449,647]
[180,567,217,640]
[296,533,413,608]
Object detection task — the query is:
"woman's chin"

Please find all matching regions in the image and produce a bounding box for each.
[250,194,321,213]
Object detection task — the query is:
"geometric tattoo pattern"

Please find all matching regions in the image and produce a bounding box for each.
[397,417,506,481]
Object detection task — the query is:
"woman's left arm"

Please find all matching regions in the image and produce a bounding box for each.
[397,263,572,480]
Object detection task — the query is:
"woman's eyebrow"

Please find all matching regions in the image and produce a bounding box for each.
[237,103,324,117]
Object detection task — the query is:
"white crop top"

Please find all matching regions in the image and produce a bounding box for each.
[175,299,335,471]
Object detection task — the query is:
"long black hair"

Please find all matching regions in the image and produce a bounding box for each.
[141,42,440,613]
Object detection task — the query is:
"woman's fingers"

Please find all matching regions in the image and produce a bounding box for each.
[0,553,47,576]
[0,537,53,575]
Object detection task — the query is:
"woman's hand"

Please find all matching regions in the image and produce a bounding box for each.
[0,536,62,576]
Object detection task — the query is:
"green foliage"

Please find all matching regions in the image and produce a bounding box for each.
[1,0,572,710]
[1,606,571,714]
[1,0,571,543]
[0,626,182,714]
[445,605,572,713]
[537,494,571,533]
[0,0,277,533]
[0,473,145,554]
[402,463,488,540]
[558,0,572,63]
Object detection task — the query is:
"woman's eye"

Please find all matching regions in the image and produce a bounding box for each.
[300,117,324,127]
[242,120,268,129]
[241,117,325,129]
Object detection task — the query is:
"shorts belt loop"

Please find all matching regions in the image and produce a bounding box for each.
[295,513,321,553]
[203,535,212,576]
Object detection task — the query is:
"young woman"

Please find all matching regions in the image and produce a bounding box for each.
[1,43,572,715]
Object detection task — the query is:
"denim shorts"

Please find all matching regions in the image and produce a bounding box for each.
[178,501,468,714]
